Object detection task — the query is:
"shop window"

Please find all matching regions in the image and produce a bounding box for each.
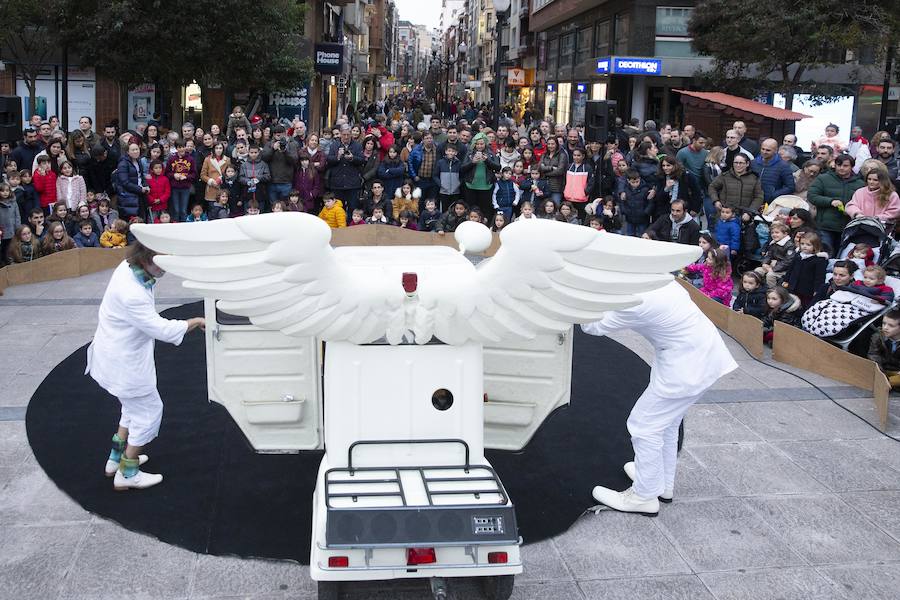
[594,20,610,57]
[591,83,607,101]
[613,14,629,55]
[655,7,692,37]
[560,33,576,69]
[556,82,572,127]
[547,37,559,74]
[654,40,698,58]
[545,91,557,121]
[577,27,593,64]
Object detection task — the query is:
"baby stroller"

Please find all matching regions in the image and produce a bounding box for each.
[836,216,892,264]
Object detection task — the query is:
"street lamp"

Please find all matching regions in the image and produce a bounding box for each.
[433,41,469,119]
[492,0,511,129]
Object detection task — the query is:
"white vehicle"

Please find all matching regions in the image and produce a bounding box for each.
[132,214,696,600]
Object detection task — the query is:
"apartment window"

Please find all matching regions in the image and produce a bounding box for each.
[655,7,692,37]
[577,26,593,64]
[547,37,559,73]
[613,13,629,55]
[594,20,610,57]
[556,82,572,127]
[560,32,575,68]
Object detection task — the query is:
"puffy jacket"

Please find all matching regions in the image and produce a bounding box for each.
[868,331,900,373]
[393,187,420,220]
[751,154,795,203]
[0,197,21,241]
[538,149,568,193]
[408,143,439,179]
[620,182,654,224]
[146,173,171,212]
[460,152,501,187]
[807,170,864,232]
[435,201,468,233]
[708,170,764,215]
[318,199,347,228]
[377,159,407,199]
[115,157,144,217]
[845,186,900,224]
[32,169,58,208]
[715,217,741,254]
[762,293,802,332]
[685,262,733,304]
[326,141,365,190]
[631,156,661,190]
[784,252,828,297]
[647,213,702,245]
[733,288,767,318]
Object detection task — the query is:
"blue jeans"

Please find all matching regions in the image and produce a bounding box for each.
[625,222,647,237]
[550,192,562,206]
[268,182,293,207]
[171,188,191,222]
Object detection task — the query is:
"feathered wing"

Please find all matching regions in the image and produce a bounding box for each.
[418,220,700,344]
[130,213,406,344]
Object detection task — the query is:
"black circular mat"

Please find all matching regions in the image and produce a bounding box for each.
[26,302,651,563]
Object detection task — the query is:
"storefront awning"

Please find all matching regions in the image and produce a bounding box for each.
[675,90,811,121]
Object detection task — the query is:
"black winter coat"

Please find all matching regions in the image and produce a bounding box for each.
[732,288,767,318]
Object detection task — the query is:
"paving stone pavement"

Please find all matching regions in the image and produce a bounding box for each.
[1,269,899,600]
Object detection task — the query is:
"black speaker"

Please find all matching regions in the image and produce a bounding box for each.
[0,95,23,144]
[585,100,617,144]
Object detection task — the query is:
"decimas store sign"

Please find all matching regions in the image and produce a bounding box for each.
[314,43,344,74]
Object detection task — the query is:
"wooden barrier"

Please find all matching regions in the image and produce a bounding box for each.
[0,248,127,296]
[331,224,501,255]
[773,321,890,429]
[677,279,764,358]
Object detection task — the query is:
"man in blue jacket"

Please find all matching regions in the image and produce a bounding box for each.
[751,138,795,203]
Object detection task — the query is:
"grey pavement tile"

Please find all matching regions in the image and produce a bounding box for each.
[747,495,900,565]
[737,359,819,389]
[510,582,584,600]
[670,450,731,499]
[654,497,805,572]
[706,369,763,391]
[839,490,900,543]
[0,462,91,525]
[0,372,44,407]
[834,398,900,437]
[760,360,845,389]
[720,334,752,360]
[0,421,30,468]
[687,442,827,496]
[818,564,900,600]
[700,567,847,600]
[553,511,691,580]
[518,538,571,583]
[60,521,196,600]
[776,440,900,493]
[855,437,900,473]
[725,400,881,442]
[0,523,88,600]
[683,404,762,447]
[191,555,313,598]
[579,574,715,600]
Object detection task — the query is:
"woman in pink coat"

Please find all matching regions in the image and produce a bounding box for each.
[845,169,900,227]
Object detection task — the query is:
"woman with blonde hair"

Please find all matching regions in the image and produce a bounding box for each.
[846,168,900,228]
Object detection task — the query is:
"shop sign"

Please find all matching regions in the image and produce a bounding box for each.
[576,83,587,94]
[314,43,344,74]
[267,86,311,127]
[596,56,663,76]
[508,68,526,86]
[546,84,555,92]
[127,84,155,131]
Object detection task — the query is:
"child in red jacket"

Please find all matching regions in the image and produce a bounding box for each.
[32,155,58,213]
[146,160,171,221]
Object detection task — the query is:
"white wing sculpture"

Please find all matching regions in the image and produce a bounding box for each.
[131,213,699,345]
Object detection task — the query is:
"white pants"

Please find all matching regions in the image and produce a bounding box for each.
[117,389,164,447]
[626,389,703,499]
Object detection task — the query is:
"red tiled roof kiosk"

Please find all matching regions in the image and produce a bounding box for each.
[675,90,811,145]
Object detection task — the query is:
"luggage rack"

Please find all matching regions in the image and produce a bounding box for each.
[324,439,509,509]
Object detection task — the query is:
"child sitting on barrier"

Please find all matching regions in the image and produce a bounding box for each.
[762,287,802,345]
[733,271,767,318]
[684,247,733,304]
[868,308,900,388]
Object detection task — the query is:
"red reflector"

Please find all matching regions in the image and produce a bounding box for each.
[406,547,437,565]
[488,551,508,564]
[328,556,349,568]
[402,272,418,294]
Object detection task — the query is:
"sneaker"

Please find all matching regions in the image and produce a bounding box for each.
[623,461,673,503]
[113,468,162,491]
[591,485,659,517]
[105,454,148,477]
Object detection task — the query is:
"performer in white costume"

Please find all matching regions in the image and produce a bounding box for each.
[581,281,737,516]
[86,242,205,490]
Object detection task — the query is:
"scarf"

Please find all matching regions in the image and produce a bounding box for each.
[129,264,157,289]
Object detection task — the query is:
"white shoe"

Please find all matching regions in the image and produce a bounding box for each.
[623,461,673,503]
[105,455,148,477]
[113,468,163,491]
[591,485,659,517]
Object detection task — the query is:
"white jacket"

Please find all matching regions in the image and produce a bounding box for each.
[86,261,188,397]
[580,281,736,398]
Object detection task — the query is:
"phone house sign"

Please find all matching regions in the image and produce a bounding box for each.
[314,43,344,74]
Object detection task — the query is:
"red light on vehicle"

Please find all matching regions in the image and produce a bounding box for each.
[328,556,349,568]
[406,547,437,565]
[487,551,508,564]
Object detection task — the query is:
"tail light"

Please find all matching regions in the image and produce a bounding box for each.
[407,547,437,565]
[327,556,349,568]
[487,551,508,564]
